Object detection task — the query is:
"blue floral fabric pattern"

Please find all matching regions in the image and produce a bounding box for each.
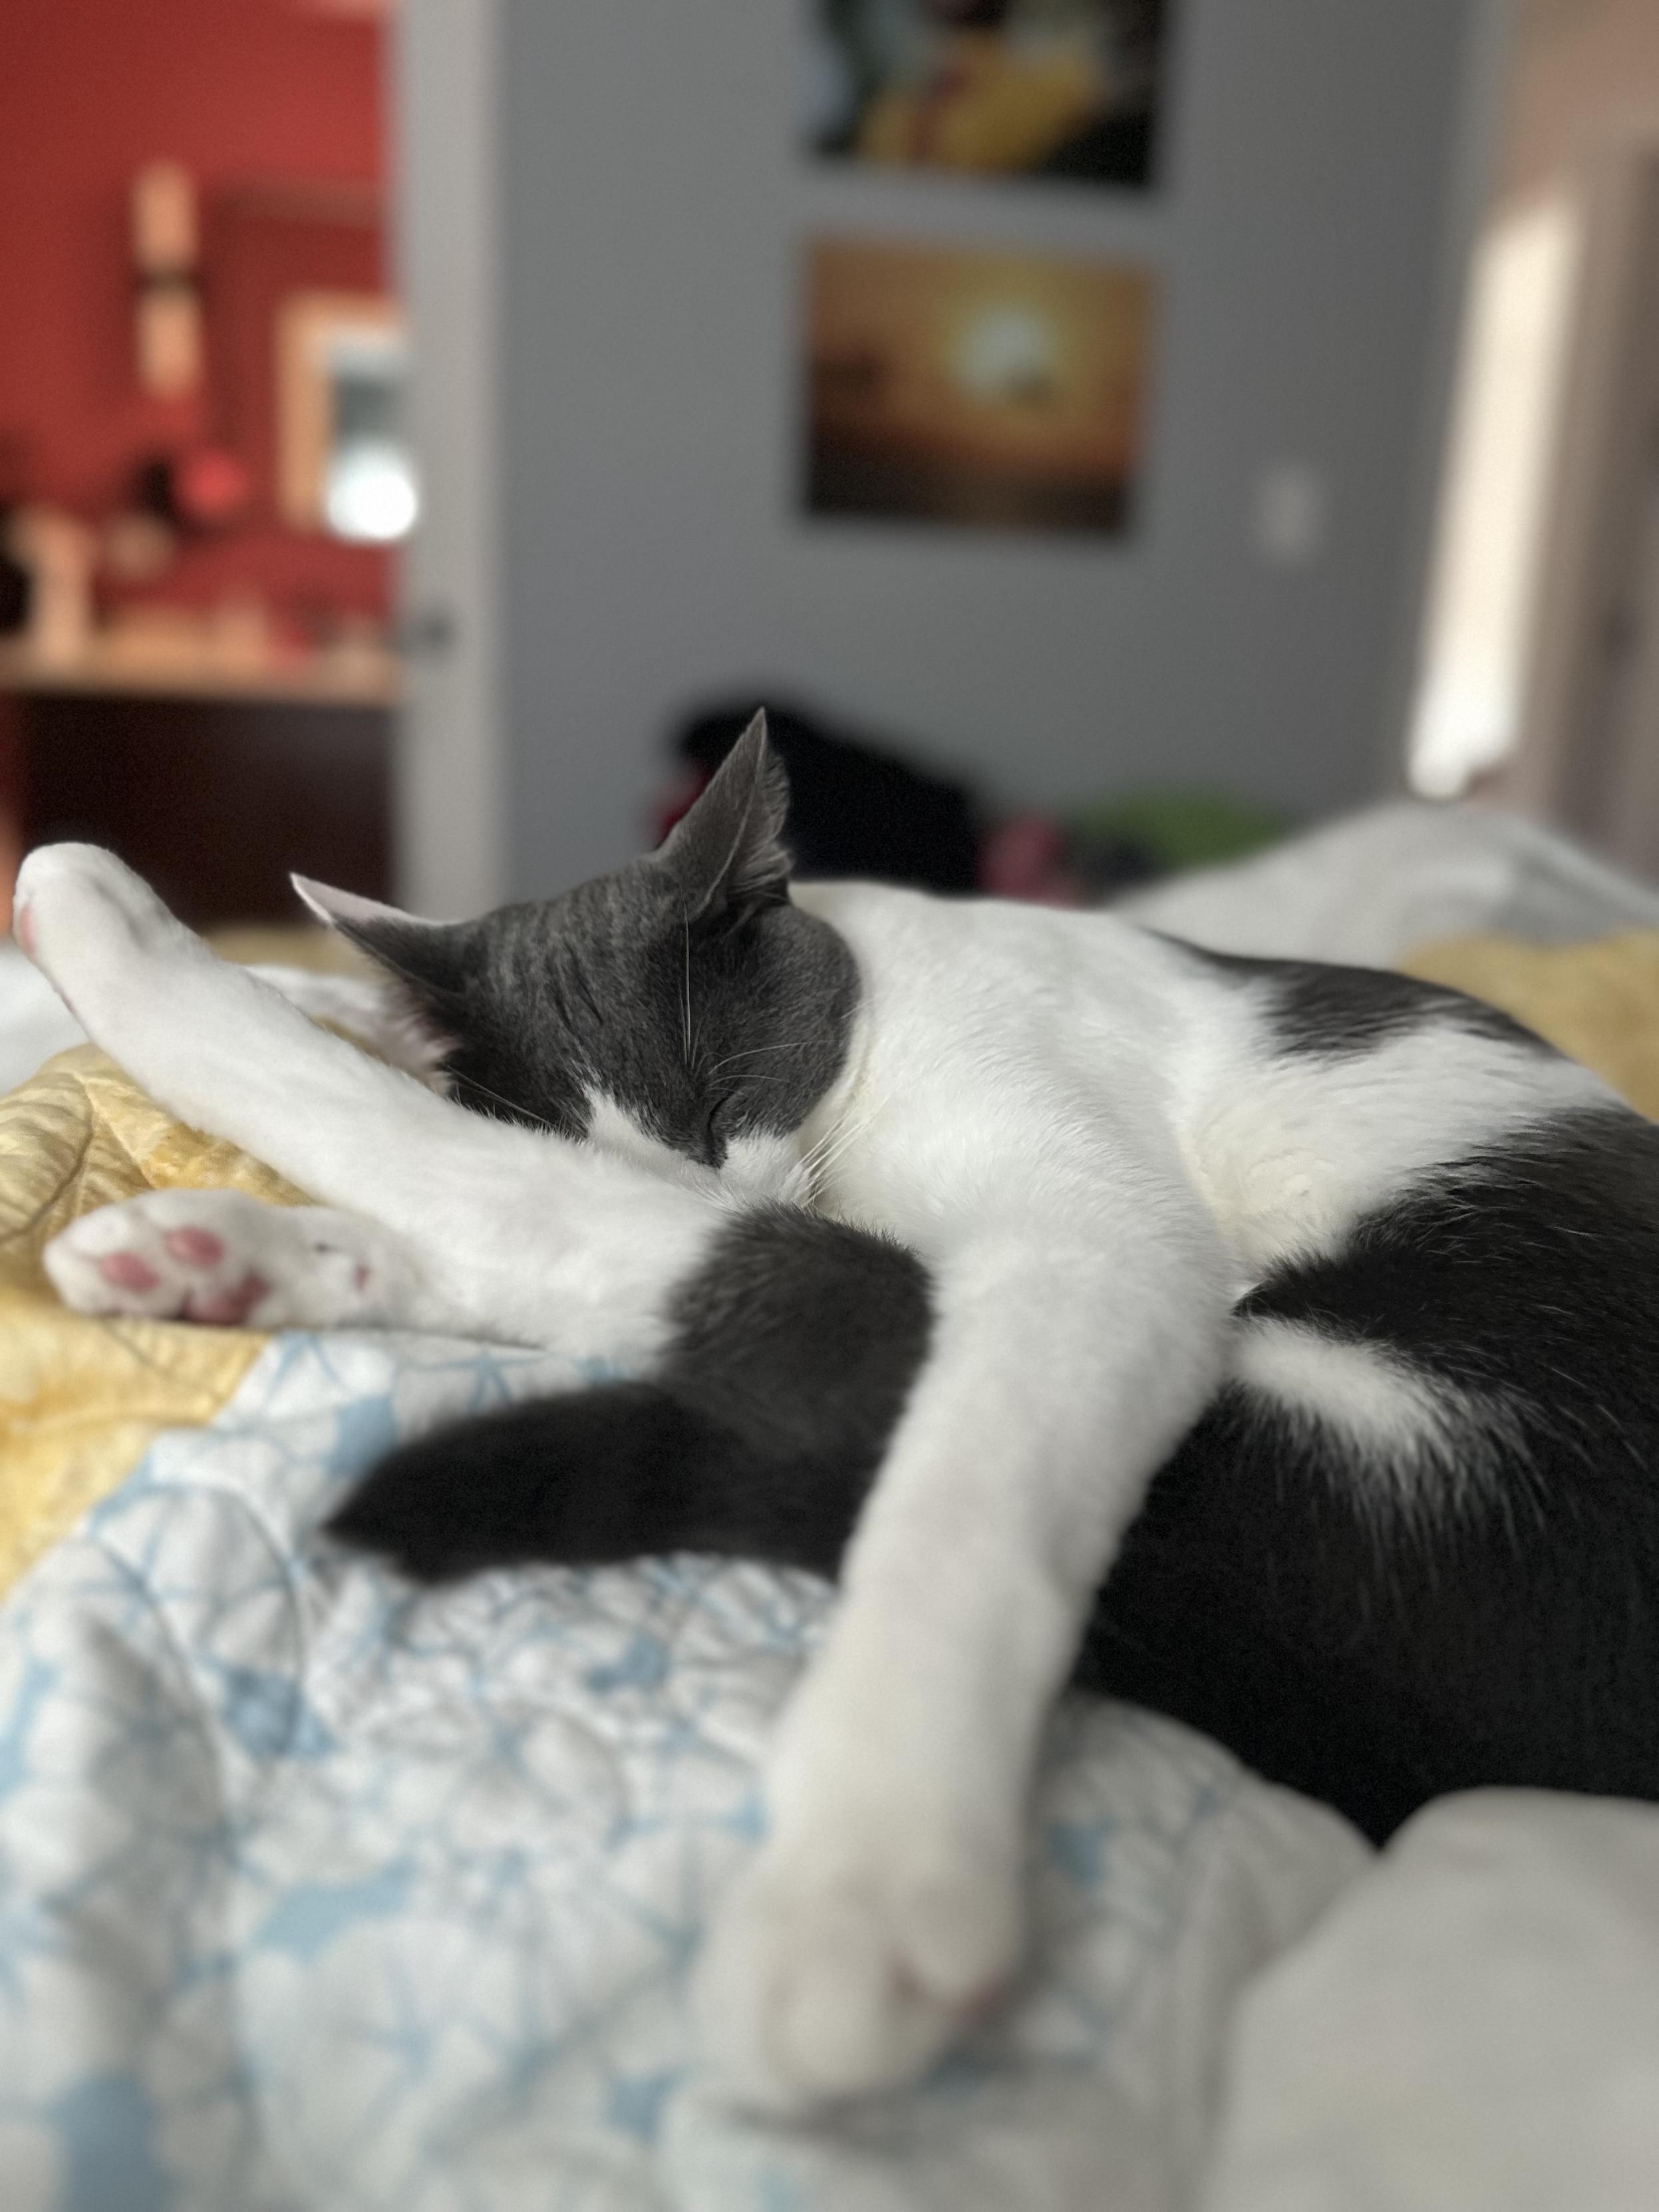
[0,1333,1366,2211]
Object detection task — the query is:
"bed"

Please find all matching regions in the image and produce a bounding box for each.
[3,802,1658,2210]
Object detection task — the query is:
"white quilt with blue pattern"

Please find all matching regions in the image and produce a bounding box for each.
[0,1332,1368,2211]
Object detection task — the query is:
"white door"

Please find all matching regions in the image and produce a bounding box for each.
[392,0,508,919]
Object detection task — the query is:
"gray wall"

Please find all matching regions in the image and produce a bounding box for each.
[484,0,1491,896]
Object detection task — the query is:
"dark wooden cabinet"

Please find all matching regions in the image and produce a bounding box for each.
[2,687,391,929]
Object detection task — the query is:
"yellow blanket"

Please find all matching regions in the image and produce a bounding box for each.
[1401,932,1659,1122]
[0,1049,305,1591]
[3,929,1658,1599]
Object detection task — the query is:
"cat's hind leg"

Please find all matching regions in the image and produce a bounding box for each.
[44,1189,447,1331]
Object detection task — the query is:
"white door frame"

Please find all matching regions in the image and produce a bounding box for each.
[1504,134,1659,862]
[392,0,508,918]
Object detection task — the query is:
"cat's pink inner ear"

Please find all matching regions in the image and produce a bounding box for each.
[291,875,442,933]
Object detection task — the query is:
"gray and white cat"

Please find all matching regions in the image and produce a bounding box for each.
[19,716,1659,2111]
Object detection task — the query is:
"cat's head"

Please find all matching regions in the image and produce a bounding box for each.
[293,714,857,1199]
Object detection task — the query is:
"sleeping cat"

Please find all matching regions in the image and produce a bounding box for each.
[19,716,1659,2112]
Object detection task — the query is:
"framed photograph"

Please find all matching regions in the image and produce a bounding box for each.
[803,236,1155,535]
[805,1,1169,190]
[276,293,414,543]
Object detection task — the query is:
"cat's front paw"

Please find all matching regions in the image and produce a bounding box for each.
[695,1808,1021,2111]
[45,1189,397,1330]
[13,844,196,1021]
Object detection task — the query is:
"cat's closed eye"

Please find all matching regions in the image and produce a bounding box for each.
[704,1088,742,1148]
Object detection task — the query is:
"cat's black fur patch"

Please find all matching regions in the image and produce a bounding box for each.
[333,1102,1659,1847]
[1084,1104,1659,1839]
[329,1207,928,1582]
[325,719,859,1164]
[1178,941,1552,1060]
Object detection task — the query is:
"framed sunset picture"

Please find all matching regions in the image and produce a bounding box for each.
[802,236,1155,536]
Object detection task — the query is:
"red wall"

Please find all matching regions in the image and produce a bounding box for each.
[0,0,389,617]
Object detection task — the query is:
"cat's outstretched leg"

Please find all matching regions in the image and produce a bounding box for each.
[694,1201,1235,2111]
[13,844,722,1364]
[45,1189,445,1331]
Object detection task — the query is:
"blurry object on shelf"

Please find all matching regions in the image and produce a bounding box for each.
[0,532,29,638]
[804,236,1153,535]
[4,506,96,668]
[204,595,275,679]
[0,439,30,637]
[673,699,982,891]
[317,609,398,687]
[100,601,227,675]
[129,447,253,538]
[325,432,416,543]
[808,0,1167,188]
[277,293,415,543]
[170,445,254,532]
[81,597,277,687]
[100,509,177,586]
[132,160,204,398]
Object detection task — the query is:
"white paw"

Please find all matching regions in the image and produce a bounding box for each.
[695,1813,1021,2111]
[12,844,196,1019]
[44,1189,398,1329]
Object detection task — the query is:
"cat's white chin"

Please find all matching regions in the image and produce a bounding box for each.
[720,1130,811,1207]
[581,1094,808,1207]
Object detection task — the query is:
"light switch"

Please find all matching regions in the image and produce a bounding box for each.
[1253,461,1328,566]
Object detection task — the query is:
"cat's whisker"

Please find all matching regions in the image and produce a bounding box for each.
[680,909,698,1074]
[797,1092,879,1173]
[450,1070,558,1136]
[807,1122,868,1185]
[700,1040,808,1080]
[798,1093,887,1198]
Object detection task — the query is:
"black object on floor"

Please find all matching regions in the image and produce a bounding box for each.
[676,698,982,893]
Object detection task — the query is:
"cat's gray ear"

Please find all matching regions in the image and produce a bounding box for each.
[291,875,468,1004]
[656,711,792,916]
[291,877,448,935]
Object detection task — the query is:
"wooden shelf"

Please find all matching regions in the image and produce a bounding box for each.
[0,635,402,709]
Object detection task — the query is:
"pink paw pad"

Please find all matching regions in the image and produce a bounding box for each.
[165,1227,226,1268]
[98,1250,159,1293]
[13,904,34,956]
